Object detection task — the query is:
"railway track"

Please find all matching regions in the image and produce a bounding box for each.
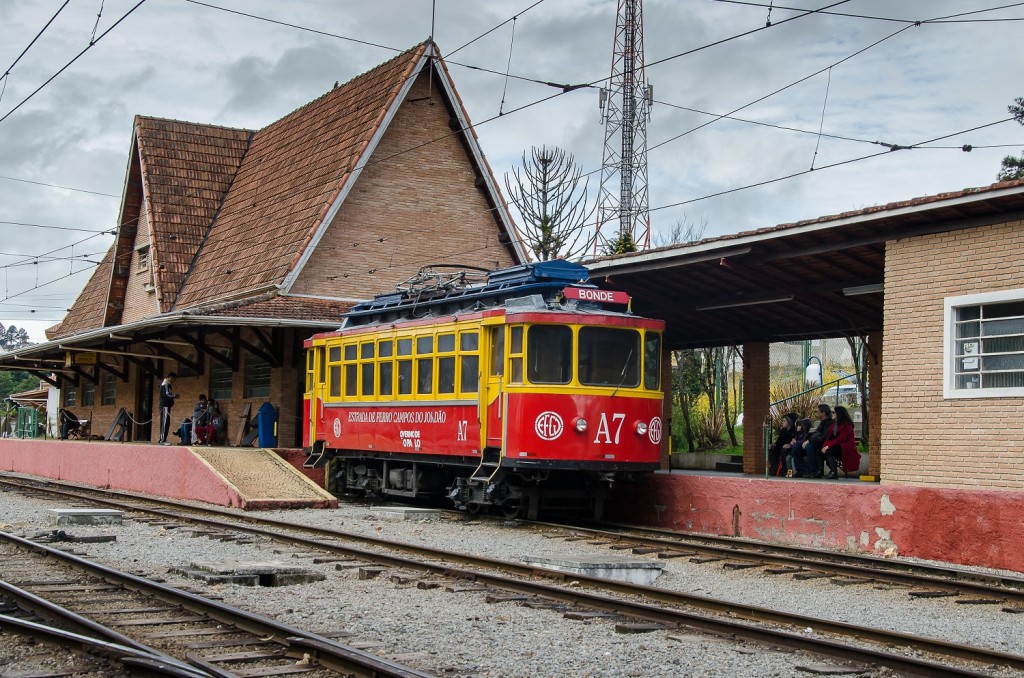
[0,525,432,678]
[2,474,1022,676]
[520,518,1024,607]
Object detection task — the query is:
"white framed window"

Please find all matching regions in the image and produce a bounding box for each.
[944,288,1024,398]
[136,245,150,272]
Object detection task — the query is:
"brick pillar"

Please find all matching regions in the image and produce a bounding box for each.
[742,342,770,475]
[660,344,673,470]
[867,331,883,478]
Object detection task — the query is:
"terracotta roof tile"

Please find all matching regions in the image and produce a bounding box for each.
[174,43,427,308]
[135,117,252,311]
[191,294,351,323]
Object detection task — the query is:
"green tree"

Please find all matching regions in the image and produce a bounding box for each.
[997,97,1024,181]
[1,324,30,351]
[0,324,38,402]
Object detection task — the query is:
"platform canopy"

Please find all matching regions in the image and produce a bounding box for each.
[586,180,1024,349]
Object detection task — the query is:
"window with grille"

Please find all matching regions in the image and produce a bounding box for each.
[102,372,117,405]
[209,348,233,401]
[244,352,271,399]
[945,289,1024,398]
[81,371,96,407]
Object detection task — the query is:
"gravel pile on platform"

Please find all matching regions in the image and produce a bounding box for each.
[1,489,1021,677]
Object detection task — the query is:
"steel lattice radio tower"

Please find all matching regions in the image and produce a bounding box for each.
[594,0,652,254]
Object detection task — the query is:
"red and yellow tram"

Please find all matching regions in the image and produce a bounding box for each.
[303,261,664,517]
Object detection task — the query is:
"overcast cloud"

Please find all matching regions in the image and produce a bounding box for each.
[1,0,1022,340]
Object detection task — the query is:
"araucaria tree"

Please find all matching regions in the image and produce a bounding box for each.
[504,146,595,261]
[997,97,1024,181]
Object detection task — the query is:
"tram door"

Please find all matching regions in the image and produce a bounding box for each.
[483,325,505,449]
[306,346,326,446]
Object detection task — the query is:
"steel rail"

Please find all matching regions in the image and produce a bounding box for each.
[0,529,434,678]
[0,614,211,678]
[0,579,204,674]
[527,519,1024,601]
[0,477,1016,676]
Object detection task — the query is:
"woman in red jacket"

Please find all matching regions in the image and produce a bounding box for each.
[821,405,859,479]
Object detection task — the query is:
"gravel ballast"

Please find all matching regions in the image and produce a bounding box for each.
[1,485,1021,677]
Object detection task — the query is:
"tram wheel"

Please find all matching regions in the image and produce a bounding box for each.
[500,497,524,519]
[465,502,483,516]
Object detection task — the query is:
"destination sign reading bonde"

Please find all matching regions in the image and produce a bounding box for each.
[562,286,630,305]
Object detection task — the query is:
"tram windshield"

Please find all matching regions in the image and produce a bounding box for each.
[577,327,641,387]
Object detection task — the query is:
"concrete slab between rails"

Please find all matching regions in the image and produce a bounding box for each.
[47,508,124,526]
[606,469,1024,574]
[365,506,444,521]
[524,556,665,585]
[0,438,336,510]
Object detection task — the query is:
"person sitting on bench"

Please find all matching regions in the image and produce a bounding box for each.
[191,394,215,445]
[58,408,81,440]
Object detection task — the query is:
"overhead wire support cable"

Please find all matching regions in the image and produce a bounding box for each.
[810,67,832,170]
[0,0,149,126]
[0,0,72,105]
[0,174,117,197]
[498,16,518,115]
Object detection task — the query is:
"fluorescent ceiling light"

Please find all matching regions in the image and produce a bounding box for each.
[696,295,794,311]
[842,283,884,296]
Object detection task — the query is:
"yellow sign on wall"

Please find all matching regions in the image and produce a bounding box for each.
[64,352,98,366]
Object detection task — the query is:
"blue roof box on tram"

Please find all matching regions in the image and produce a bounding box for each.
[487,260,589,287]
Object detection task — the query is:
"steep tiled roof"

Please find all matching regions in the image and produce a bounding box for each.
[46,246,115,340]
[192,295,351,323]
[174,43,427,308]
[135,117,252,310]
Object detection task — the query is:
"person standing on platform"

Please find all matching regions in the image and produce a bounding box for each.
[157,372,178,446]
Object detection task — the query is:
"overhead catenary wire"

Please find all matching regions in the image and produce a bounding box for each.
[0,0,149,126]
[0,174,118,198]
[0,0,72,105]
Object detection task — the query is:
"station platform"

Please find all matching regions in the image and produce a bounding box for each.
[607,469,1024,574]
[0,438,336,510]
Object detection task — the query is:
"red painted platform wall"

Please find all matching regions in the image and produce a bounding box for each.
[0,440,328,509]
[608,472,1024,574]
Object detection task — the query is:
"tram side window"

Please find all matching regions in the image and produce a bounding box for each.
[460,331,479,394]
[397,338,413,395]
[378,339,394,397]
[344,344,357,397]
[528,325,572,384]
[328,346,342,398]
[489,326,505,377]
[417,335,434,395]
[508,325,524,384]
[644,332,662,390]
[360,342,375,397]
[437,333,456,395]
[578,327,640,387]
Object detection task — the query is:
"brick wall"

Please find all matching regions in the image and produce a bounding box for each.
[743,342,770,474]
[289,72,517,299]
[74,328,306,447]
[883,220,1024,489]
[121,205,160,324]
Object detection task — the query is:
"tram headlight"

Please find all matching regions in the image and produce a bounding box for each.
[634,421,648,436]
[574,417,588,433]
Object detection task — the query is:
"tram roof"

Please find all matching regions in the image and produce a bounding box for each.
[585,179,1024,350]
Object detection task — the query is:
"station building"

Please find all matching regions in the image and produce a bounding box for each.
[0,41,524,446]
[593,178,1024,571]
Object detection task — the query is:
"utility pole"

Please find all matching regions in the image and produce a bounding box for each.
[594,0,652,254]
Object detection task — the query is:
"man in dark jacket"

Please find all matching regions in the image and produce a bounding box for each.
[157,372,178,445]
[803,403,833,478]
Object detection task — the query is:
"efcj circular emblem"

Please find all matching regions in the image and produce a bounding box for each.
[534,411,564,441]
[333,417,342,438]
[648,417,663,445]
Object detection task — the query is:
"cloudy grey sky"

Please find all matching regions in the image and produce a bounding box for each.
[1,0,1022,341]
